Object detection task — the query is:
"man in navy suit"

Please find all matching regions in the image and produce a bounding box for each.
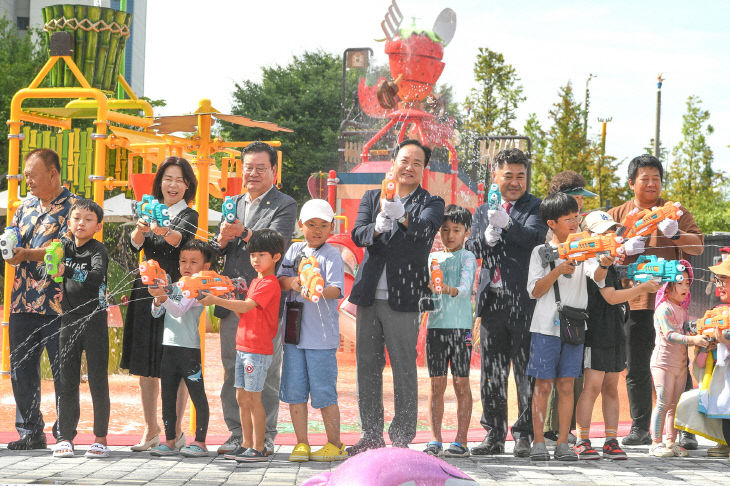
[466,148,548,457]
[347,139,445,455]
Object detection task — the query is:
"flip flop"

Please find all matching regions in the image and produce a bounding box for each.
[85,442,111,458]
[52,441,74,458]
[423,441,443,456]
[180,444,209,458]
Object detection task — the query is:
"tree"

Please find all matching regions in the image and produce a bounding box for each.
[462,48,525,181]
[0,18,47,190]
[530,82,591,197]
[528,82,625,208]
[464,48,525,137]
[665,95,728,232]
[223,51,343,204]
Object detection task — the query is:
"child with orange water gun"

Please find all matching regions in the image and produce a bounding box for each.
[277,200,347,462]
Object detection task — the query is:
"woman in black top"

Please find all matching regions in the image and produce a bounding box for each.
[120,157,199,451]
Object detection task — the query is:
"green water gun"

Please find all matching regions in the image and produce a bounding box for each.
[45,239,64,283]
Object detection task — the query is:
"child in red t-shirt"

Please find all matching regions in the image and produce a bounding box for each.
[199,229,284,462]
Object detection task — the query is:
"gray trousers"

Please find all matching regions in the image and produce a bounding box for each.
[219,311,282,446]
[356,299,420,444]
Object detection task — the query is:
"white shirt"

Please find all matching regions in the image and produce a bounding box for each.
[238,185,275,227]
[526,243,605,337]
[131,199,190,250]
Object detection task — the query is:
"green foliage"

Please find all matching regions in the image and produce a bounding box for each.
[666,96,729,233]
[463,47,525,137]
[0,17,47,190]
[223,50,343,205]
[528,83,625,209]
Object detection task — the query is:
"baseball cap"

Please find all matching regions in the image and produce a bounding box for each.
[584,211,619,234]
[299,199,335,223]
[562,186,598,198]
[710,258,730,277]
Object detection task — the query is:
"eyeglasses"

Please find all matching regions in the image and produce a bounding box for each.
[243,166,270,175]
[162,177,186,185]
[714,276,728,288]
[559,216,582,225]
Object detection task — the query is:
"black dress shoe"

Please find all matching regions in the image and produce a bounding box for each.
[513,437,531,458]
[345,437,386,456]
[471,435,505,455]
[679,431,698,450]
[621,427,651,446]
[8,434,47,450]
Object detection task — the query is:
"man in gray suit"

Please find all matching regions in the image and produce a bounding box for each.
[215,141,297,455]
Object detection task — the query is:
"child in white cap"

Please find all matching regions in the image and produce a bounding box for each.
[277,199,347,462]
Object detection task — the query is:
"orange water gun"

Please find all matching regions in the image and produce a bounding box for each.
[298,256,325,303]
[176,271,235,300]
[139,260,168,287]
[620,201,683,240]
[380,171,397,208]
[696,306,730,337]
[557,231,625,262]
[430,258,444,294]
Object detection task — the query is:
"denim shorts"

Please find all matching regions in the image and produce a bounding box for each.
[235,351,273,392]
[279,344,338,409]
[526,332,584,379]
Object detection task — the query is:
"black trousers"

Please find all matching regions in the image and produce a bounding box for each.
[9,312,61,438]
[723,419,730,444]
[57,312,110,441]
[625,309,656,431]
[161,345,208,443]
[480,298,533,442]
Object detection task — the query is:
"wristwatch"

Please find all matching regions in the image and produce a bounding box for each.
[397,213,407,224]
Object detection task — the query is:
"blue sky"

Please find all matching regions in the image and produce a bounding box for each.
[145,0,730,178]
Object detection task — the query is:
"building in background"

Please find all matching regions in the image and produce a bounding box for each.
[0,0,146,96]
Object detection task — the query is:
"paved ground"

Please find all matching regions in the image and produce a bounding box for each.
[0,437,728,485]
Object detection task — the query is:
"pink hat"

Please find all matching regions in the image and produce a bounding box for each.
[655,259,693,310]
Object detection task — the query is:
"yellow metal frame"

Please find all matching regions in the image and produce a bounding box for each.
[2,54,290,436]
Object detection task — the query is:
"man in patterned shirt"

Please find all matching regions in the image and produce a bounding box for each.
[6,149,78,450]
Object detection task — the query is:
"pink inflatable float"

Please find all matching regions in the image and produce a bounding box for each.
[300,448,478,486]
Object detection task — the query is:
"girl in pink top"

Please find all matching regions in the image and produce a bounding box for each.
[649,262,709,457]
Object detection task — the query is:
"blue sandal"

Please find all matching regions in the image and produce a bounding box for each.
[443,442,470,458]
[423,441,443,456]
[150,444,178,457]
[180,444,209,457]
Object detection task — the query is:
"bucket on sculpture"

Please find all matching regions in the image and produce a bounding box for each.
[42,4,132,91]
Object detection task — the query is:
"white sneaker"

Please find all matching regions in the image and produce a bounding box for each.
[649,443,674,457]
[666,442,689,457]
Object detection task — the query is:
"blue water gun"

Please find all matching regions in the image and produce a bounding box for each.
[487,183,501,211]
[132,195,171,227]
[617,255,686,283]
[222,196,237,223]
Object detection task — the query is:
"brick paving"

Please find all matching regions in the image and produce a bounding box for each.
[0,437,728,485]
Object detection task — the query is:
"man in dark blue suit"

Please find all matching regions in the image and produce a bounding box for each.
[347,139,445,455]
[466,148,548,457]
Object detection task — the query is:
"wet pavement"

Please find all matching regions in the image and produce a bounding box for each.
[0,437,728,485]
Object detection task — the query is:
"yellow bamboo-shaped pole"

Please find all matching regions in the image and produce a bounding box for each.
[189,99,213,434]
[1,117,22,374]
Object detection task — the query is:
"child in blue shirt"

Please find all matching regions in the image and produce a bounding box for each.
[277,199,346,463]
[423,205,477,458]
